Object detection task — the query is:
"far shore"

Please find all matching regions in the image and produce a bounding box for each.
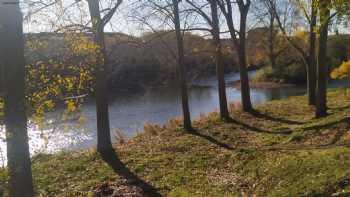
[232,80,298,89]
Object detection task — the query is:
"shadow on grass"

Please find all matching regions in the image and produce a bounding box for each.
[330,104,350,112]
[234,119,292,134]
[251,110,304,125]
[189,130,234,150]
[308,176,350,197]
[228,117,292,135]
[101,150,162,197]
[303,117,350,132]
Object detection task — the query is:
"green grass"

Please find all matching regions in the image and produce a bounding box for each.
[2,89,350,196]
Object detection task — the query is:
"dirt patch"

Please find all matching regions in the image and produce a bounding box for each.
[93,179,146,197]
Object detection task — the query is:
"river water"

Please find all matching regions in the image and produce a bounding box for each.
[0,72,349,167]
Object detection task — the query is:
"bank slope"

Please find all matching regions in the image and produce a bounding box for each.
[2,89,350,196]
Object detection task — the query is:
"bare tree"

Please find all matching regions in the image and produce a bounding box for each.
[87,0,122,153]
[128,0,195,131]
[267,0,317,105]
[172,0,194,131]
[0,0,34,196]
[217,0,253,112]
[186,0,230,121]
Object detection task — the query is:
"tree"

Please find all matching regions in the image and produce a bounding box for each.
[308,0,317,105]
[262,0,317,105]
[315,0,330,118]
[87,0,122,153]
[0,0,34,196]
[186,0,230,121]
[210,0,230,120]
[217,0,253,112]
[172,0,194,131]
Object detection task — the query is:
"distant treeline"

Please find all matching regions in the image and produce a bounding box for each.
[24,30,350,92]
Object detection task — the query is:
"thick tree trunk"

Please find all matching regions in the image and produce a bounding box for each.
[238,10,253,112]
[315,0,330,118]
[210,0,230,121]
[87,0,113,153]
[172,0,193,132]
[307,2,317,106]
[0,1,34,196]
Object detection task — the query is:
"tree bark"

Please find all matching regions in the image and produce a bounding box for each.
[315,0,330,118]
[87,0,113,153]
[238,3,253,112]
[172,0,193,132]
[268,13,277,73]
[0,0,34,196]
[307,0,317,106]
[210,0,230,120]
[218,0,253,113]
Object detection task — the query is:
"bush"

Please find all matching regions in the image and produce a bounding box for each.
[253,63,306,84]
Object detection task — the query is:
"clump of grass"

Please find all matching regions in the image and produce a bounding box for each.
[113,128,126,145]
[143,122,163,135]
[164,117,182,131]
[228,101,242,113]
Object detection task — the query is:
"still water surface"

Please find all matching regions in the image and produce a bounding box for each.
[0,72,348,166]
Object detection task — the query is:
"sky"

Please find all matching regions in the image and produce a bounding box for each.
[21,0,242,37]
[21,0,349,36]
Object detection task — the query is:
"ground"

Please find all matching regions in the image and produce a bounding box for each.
[2,89,350,196]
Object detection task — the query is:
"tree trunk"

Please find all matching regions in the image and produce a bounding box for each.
[315,0,330,118]
[87,0,113,153]
[268,14,277,73]
[172,0,193,132]
[238,8,253,112]
[220,0,253,113]
[210,0,230,121]
[307,0,317,106]
[0,0,34,196]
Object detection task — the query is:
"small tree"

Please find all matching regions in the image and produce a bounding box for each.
[87,0,122,154]
[172,0,194,131]
[185,0,230,121]
[217,0,253,112]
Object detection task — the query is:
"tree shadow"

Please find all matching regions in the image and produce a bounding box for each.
[250,110,304,125]
[189,130,234,150]
[327,129,349,146]
[303,117,350,132]
[329,104,350,112]
[100,150,162,197]
[292,117,350,146]
[227,117,292,135]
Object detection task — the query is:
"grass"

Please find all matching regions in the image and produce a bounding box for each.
[2,89,350,196]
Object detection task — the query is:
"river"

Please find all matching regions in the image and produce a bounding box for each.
[0,72,349,167]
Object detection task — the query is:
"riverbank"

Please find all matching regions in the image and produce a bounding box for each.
[232,80,297,89]
[2,89,350,196]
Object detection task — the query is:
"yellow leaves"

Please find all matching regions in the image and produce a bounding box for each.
[23,33,97,124]
[65,100,77,112]
[330,68,341,79]
[331,60,350,79]
[0,99,3,117]
[294,31,308,44]
[44,100,55,109]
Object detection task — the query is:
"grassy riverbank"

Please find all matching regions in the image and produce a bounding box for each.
[2,89,350,196]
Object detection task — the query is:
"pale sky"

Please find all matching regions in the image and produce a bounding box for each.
[21,0,349,36]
